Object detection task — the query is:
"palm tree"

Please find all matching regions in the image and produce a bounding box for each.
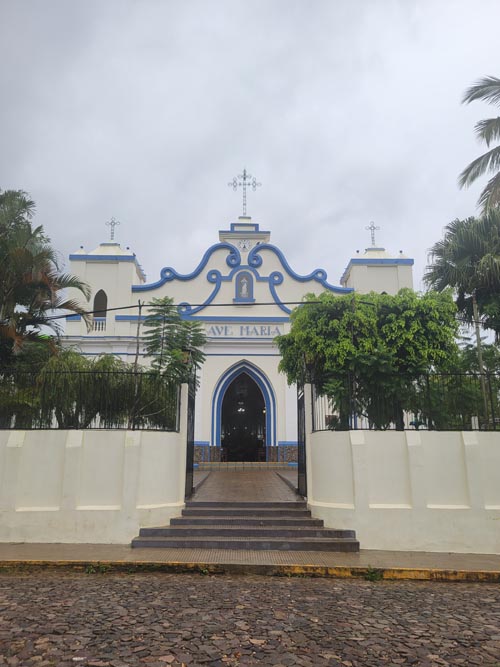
[424,211,500,337]
[459,76,500,211]
[143,296,206,384]
[0,190,91,360]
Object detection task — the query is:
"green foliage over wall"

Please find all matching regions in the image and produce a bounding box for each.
[276,289,460,429]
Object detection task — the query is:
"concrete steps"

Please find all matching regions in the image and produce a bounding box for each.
[181,507,313,517]
[131,501,359,552]
[170,516,325,527]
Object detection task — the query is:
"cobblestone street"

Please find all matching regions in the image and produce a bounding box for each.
[0,571,499,666]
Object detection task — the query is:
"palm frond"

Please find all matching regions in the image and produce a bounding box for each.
[48,271,91,299]
[458,145,500,188]
[477,172,500,212]
[462,76,500,105]
[474,117,500,147]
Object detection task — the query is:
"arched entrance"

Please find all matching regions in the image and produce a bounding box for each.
[212,361,276,461]
[221,372,266,461]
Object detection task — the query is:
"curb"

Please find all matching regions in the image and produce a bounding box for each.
[192,471,211,495]
[0,560,498,582]
[275,471,299,495]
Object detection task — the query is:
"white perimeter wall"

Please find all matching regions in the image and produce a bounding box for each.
[307,426,500,554]
[0,387,189,544]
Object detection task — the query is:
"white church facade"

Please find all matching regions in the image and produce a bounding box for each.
[64,217,414,463]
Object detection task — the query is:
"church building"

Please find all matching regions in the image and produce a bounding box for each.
[64,216,414,463]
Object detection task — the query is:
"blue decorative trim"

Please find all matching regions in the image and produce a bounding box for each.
[69,254,136,262]
[76,352,140,356]
[340,257,414,284]
[128,240,350,317]
[247,243,352,314]
[211,361,276,447]
[224,223,270,233]
[182,315,289,322]
[346,258,414,266]
[66,315,82,321]
[267,272,291,314]
[131,243,241,292]
[69,254,146,281]
[63,335,139,340]
[194,441,210,446]
[205,353,281,357]
[114,314,289,323]
[247,243,351,290]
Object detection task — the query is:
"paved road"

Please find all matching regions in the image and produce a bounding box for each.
[0,571,499,666]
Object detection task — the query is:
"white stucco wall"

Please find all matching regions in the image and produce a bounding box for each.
[307,424,500,554]
[0,389,189,544]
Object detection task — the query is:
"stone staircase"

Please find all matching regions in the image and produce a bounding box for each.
[131,501,359,551]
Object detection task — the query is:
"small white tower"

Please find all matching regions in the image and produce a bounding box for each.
[65,220,146,339]
[340,222,414,295]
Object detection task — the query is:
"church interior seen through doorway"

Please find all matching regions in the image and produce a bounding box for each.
[220,372,266,461]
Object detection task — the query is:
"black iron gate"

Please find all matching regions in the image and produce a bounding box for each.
[185,380,196,499]
[297,383,307,497]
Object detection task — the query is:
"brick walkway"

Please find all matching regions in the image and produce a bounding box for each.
[1,570,499,666]
[194,470,299,502]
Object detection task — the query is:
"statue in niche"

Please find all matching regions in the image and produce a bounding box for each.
[240,276,249,298]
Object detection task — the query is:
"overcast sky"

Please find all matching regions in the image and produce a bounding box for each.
[1,0,499,293]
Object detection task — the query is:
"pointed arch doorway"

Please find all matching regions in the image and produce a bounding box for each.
[221,372,266,461]
[212,362,276,462]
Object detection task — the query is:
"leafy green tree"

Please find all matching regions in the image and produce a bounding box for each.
[459,76,500,211]
[143,297,206,383]
[0,189,91,363]
[276,290,459,430]
[424,211,500,337]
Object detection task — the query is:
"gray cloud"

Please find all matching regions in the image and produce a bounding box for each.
[1,0,498,293]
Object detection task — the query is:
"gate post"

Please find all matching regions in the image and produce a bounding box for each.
[304,383,314,504]
[297,384,307,497]
[184,379,196,500]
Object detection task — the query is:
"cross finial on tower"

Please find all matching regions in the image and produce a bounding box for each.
[228,168,261,216]
[365,221,380,247]
[106,217,120,241]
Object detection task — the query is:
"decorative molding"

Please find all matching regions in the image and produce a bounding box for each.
[131,243,241,292]
[129,240,350,317]
[248,243,352,292]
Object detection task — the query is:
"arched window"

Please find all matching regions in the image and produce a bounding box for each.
[92,290,107,331]
[93,289,107,317]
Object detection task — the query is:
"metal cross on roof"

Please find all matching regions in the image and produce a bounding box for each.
[105,217,120,241]
[365,221,380,247]
[228,168,261,216]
